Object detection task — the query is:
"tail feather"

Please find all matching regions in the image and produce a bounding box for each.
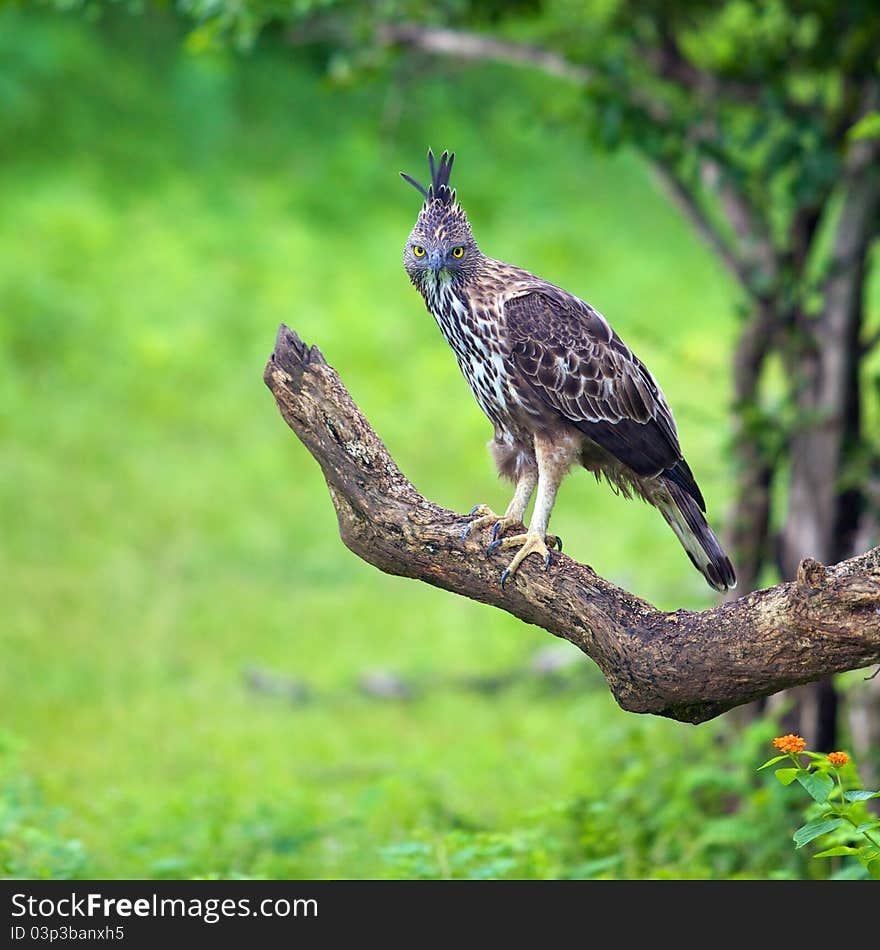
[657,479,736,592]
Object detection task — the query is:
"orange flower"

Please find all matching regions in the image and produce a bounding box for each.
[828,751,850,767]
[773,734,807,754]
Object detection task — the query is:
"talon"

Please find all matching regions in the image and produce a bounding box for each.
[492,531,553,584]
[553,536,562,552]
[500,568,511,589]
[461,505,525,552]
[461,504,502,542]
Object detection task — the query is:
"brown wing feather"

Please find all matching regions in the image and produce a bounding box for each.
[504,287,705,511]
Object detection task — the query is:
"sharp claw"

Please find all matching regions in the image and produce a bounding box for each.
[468,504,482,516]
[487,539,502,555]
[461,524,472,540]
[490,522,502,543]
[544,551,552,568]
[500,568,511,589]
[555,536,563,552]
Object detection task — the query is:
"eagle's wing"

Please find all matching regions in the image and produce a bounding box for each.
[503,287,705,511]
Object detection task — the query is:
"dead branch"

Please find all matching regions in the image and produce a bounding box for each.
[264,325,880,725]
[376,23,592,85]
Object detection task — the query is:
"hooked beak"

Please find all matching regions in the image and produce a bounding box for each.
[428,249,444,273]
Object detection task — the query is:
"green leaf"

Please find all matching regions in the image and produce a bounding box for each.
[793,818,844,848]
[775,768,800,786]
[758,754,789,771]
[866,857,880,880]
[848,111,880,142]
[855,820,880,834]
[813,846,860,858]
[844,789,880,802]
[797,771,834,803]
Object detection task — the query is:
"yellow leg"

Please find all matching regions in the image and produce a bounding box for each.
[460,466,537,542]
[489,532,562,587]
[461,504,509,539]
[492,435,570,588]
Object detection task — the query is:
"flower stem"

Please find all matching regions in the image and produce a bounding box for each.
[833,769,880,850]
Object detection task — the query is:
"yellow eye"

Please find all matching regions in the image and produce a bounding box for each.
[452,246,464,258]
[413,245,425,257]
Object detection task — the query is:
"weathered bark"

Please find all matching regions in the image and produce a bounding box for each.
[263,324,880,725]
[376,23,592,86]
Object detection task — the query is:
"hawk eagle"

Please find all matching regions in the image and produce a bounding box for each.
[401,149,735,592]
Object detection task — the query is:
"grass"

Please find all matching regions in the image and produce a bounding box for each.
[0,8,813,879]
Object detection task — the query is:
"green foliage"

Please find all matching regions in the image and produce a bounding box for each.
[848,111,880,142]
[844,789,880,803]
[377,718,848,879]
[0,734,88,879]
[118,0,880,264]
[796,770,834,803]
[793,819,843,848]
[774,768,799,786]
[760,740,880,880]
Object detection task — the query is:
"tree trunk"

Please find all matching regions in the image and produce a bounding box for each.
[722,304,779,727]
[726,301,779,595]
[778,120,880,749]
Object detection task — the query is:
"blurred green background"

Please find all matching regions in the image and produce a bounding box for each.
[0,7,860,879]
